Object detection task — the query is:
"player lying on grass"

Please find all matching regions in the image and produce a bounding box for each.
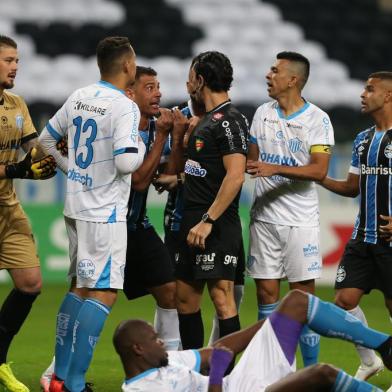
[113,289,390,392]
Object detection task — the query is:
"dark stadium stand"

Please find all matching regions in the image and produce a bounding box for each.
[264,0,392,80]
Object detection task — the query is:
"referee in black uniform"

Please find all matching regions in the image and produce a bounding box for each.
[175,51,249,349]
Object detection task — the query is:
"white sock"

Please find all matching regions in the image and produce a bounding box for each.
[348,306,376,366]
[207,284,245,346]
[154,306,181,351]
[42,356,55,378]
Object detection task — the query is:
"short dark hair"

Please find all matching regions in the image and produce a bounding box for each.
[135,66,157,81]
[369,71,392,81]
[96,36,134,76]
[277,51,310,89]
[0,35,17,50]
[192,51,233,92]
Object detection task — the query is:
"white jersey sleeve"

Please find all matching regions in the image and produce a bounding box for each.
[250,101,335,226]
[121,350,208,392]
[47,81,142,222]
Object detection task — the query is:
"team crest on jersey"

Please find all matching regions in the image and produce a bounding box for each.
[212,112,224,121]
[288,137,302,153]
[1,116,7,126]
[384,143,392,159]
[15,115,24,131]
[195,138,204,152]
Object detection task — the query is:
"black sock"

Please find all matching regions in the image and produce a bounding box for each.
[178,310,204,349]
[218,315,241,374]
[218,314,241,339]
[377,336,392,364]
[0,288,40,364]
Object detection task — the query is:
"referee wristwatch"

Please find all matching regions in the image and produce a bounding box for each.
[201,213,215,224]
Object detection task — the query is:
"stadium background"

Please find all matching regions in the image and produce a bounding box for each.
[1,0,392,390]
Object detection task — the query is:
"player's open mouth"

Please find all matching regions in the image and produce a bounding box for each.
[151,103,160,110]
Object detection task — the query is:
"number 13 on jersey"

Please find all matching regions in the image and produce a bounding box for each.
[73,116,98,169]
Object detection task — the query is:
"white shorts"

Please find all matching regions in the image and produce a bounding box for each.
[247,220,322,282]
[224,318,296,392]
[65,217,126,289]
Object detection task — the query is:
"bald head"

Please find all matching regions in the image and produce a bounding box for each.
[113,319,151,359]
[276,51,310,90]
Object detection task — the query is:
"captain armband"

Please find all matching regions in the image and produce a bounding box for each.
[310,145,331,154]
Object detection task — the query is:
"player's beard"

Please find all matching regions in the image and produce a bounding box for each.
[159,356,169,367]
[1,80,14,90]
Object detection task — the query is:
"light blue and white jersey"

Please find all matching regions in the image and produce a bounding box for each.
[249,100,334,226]
[46,81,140,222]
[122,350,206,392]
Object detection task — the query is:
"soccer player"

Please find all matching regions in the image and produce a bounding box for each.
[175,51,249,349]
[246,51,334,366]
[113,289,390,392]
[39,36,145,392]
[319,71,392,381]
[122,66,183,351]
[0,35,56,392]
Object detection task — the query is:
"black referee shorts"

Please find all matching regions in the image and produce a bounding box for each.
[334,238,392,298]
[123,226,175,300]
[175,210,243,282]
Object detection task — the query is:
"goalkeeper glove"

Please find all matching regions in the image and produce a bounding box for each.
[56,135,68,157]
[5,147,57,180]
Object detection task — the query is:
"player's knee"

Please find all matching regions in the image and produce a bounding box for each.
[311,363,338,386]
[334,294,358,310]
[281,289,308,308]
[15,277,42,293]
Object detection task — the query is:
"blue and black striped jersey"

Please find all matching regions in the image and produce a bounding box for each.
[349,126,392,245]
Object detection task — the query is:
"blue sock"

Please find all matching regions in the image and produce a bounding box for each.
[307,294,389,348]
[299,325,320,366]
[54,292,84,380]
[65,298,110,392]
[333,370,382,391]
[257,302,279,320]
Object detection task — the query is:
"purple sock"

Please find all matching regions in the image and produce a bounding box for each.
[269,312,302,365]
[209,348,233,386]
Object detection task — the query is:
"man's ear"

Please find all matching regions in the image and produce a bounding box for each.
[288,75,297,88]
[132,342,144,356]
[197,74,205,91]
[125,87,135,100]
[385,90,392,103]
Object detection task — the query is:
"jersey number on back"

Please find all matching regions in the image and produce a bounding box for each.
[73,116,97,169]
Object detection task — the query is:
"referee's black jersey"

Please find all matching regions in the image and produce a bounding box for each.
[183,100,249,220]
[350,126,392,246]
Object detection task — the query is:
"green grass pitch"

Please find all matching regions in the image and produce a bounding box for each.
[1,283,391,391]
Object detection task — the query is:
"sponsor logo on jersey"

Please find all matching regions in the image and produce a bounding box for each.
[196,253,215,271]
[288,137,303,153]
[184,159,207,177]
[360,164,392,175]
[77,259,95,279]
[222,120,236,150]
[260,152,298,167]
[276,130,284,139]
[336,266,346,283]
[1,116,7,125]
[287,123,302,130]
[74,100,107,115]
[224,255,238,266]
[384,143,392,159]
[303,244,319,257]
[15,114,23,131]
[195,138,204,152]
[263,117,278,124]
[67,168,93,187]
[212,112,224,121]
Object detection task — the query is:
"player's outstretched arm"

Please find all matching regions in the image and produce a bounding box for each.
[319,172,360,197]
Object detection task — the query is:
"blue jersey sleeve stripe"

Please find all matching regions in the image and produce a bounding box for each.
[249,135,257,144]
[46,122,63,142]
[192,349,201,372]
[113,147,138,156]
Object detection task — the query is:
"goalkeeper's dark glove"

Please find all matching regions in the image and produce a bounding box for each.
[5,147,57,180]
[56,135,68,157]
